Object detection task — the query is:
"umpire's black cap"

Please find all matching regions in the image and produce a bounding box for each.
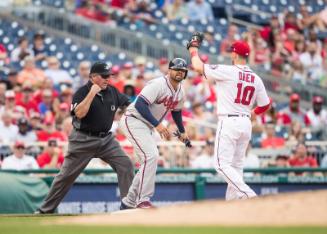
[90,62,113,77]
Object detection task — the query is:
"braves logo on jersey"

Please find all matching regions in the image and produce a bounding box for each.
[156,95,179,110]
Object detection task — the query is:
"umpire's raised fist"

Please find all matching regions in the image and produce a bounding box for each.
[186,32,204,50]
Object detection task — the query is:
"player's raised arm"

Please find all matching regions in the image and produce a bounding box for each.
[187,32,205,74]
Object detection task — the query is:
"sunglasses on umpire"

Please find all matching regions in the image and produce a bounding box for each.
[99,74,111,79]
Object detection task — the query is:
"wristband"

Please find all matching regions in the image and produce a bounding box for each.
[190,51,198,58]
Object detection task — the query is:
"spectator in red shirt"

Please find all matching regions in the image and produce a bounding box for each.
[283,12,301,33]
[37,139,64,169]
[108,65,125,93]
[288,143,318,167]
[75,1,110,23]
[55,103,70,127]
[16,82,39,116]
[261,124,285,148]
[0,43,9,65]
[33,78,59,105]
[277,93,310,126]
[36,115,67,142]
[111,0,127,8]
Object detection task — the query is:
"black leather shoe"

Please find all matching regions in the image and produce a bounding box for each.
[34,209,46,214]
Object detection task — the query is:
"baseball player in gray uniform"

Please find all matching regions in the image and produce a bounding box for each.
[119,58,191,209]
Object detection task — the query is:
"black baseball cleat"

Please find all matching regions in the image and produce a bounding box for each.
[120,201,134,210]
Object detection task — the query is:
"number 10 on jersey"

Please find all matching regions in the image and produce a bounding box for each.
[234,83,255,106]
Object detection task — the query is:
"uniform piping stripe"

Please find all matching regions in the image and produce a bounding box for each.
[234,65,252,73]
[216,120,249,199]
[175,84,181,97]
[124,116,147,201]
[139,95,151,105]
[165,77,174,96]
[202,63,208,79]
[158,109,169,123]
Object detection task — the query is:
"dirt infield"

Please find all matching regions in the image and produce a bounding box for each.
[58,190,327,226]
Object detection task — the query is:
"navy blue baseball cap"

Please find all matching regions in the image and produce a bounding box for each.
[90,62,113,77]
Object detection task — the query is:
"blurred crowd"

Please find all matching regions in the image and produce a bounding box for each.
[68,0,327,85]
[0,0,327,173]
[71,0,214,24]
[1,30,327,172]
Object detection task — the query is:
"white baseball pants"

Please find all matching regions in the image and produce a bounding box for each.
[214,116,257,200]
[119,115,159,207]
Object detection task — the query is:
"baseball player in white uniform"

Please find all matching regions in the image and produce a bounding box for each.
[119,58,190,209]
[187,32,271,200]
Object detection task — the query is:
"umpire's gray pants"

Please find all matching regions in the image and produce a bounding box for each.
[39,129,134,213]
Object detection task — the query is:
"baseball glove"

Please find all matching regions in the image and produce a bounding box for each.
[186,32,204,50]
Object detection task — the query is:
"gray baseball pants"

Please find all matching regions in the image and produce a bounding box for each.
[39,129,134,213]
[119,115,159,207]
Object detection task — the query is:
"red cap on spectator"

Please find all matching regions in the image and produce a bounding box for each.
[44,115,54,125]
[14,141,25,148]
[231,40,250,57]
[123,62,133,69]
[59,103,69,110]
[313,96,323,104]
[290,93,300,102]
[0,44,6,53]
[200,54,209,63]
[159,57,168,65]
[111,65,120,74]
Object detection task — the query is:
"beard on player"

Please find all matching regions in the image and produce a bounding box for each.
[170,69,186,83]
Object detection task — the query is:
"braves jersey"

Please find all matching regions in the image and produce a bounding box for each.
[126,76,184,127]
[203,64,270,115]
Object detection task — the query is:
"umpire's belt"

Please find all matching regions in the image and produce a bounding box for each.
[219,114,250,118]
[228,114,250,118]
[75,129,111,138]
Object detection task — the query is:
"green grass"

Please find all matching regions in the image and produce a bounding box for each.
[0,216,326,234]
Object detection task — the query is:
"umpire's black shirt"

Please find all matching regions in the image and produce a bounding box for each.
[71,81,130,133]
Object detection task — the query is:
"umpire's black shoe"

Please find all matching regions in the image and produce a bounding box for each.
[120,201,134,210]
[34,209,46,215]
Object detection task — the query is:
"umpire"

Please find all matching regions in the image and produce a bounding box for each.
[36,61,134,214]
